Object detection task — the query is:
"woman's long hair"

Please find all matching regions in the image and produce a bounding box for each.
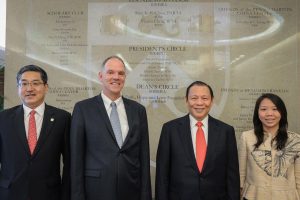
[253,93,288,150]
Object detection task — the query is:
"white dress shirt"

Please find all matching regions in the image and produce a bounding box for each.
[101,92,129,141]
[189,114,209,157]
[23,102,45,139]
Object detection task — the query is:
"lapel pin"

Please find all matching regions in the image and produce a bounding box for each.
[50,118,54,122]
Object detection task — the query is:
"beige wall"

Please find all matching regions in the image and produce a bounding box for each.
[5,0,300,196]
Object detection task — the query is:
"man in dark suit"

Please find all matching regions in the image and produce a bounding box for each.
[70,55,151,200]
[155,81,240,200]
[0,65,70,200]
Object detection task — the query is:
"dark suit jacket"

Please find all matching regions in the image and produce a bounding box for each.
[70,95,151,200]
[155,114,239,200]
[0,104,71,200]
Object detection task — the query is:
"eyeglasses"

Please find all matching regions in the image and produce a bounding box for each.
[18,81,45,88]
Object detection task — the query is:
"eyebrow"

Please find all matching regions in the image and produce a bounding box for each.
[20,78,41,81]
[259,106,277,108]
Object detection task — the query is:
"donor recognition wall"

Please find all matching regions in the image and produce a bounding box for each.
[5,0,300,192]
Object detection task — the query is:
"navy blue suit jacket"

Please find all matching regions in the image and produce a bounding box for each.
[155,114,240,200]
[70,95,151,200]
[0,104,71,200]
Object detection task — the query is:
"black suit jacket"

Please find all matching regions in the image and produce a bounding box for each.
[155,115,239,200]
[0,104,71,200]
[70,95,151,200]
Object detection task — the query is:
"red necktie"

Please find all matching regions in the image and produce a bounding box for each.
[28,110,37,154]
[196,121,206,172]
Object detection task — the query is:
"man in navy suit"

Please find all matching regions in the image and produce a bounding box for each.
[0,65,70,200]
[155,81,239,200]
[70,55,152,200]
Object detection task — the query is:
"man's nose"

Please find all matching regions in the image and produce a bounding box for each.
[26,83,34,90]
[196,99,204,105]
[112,73,120,79]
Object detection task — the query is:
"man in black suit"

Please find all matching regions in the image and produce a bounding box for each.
[70,55,152,200]
[155,81,239,200]
[0,65,70,200]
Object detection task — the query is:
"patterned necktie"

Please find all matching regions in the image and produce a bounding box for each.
[110,102,123,148]
[196,121,207,172]
[28,110,37,154]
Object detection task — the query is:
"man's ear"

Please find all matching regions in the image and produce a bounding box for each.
[98,72,102,81]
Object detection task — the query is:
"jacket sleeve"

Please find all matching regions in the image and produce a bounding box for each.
[70,103,86,200]
[61,112,71,200]
[295,149,300,196]
[155,123,170,200]
[238,132,248,190]
[226,126,240,200]
[139,106,152,200]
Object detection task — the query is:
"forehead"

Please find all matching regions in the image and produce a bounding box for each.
[188,85,211,96]
[104,58,125,69]
[259,98,276,106]
[20,71,42,81]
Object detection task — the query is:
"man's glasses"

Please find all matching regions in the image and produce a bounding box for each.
[18,81,45,88]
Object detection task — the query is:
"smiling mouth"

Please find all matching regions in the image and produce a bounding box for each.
[25,94,36,97]
[265,119,275,123]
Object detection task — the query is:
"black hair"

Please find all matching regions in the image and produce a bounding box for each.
[185,81,214,99]
[16,64,48,84]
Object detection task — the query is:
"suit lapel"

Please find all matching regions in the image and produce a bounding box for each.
[15,106,31,155]
[178,115,199,173]
[96,95,120,147]
[32,105,56,157]
[201,116,219,172]
[122,97,133,147]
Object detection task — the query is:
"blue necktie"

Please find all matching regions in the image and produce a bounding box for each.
[110,102,123,148]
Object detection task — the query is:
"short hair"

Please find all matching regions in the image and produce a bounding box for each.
[16,65,48,84]
[253,93,288,150]
[101,55,126,70]
[185,81,214,99]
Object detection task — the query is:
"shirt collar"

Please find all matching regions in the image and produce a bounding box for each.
[101,91,122,109]
[23,102,45,117]
[189,114,209,128]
